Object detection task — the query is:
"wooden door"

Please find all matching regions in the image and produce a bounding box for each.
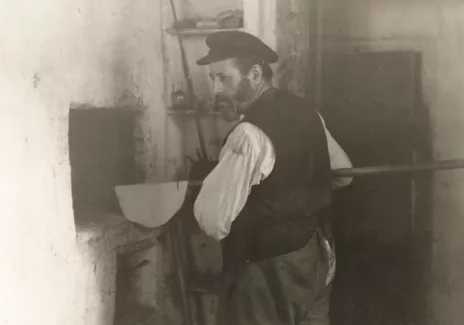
[321,51,432,325]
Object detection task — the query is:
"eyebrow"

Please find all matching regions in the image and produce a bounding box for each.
[209,72,228,79]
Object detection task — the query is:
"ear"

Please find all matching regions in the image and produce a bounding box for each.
[250,64,263,82]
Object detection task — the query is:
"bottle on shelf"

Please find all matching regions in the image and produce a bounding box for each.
[170,83,189,111]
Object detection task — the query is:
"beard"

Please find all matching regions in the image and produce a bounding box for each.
[215,77,253,122]
[234,76,254,103]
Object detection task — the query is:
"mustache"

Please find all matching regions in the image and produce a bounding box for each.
[214,94,232,104]
[214,94,234,110]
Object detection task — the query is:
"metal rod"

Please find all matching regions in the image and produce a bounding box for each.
[168,0,208,160]
[186,159,464,187]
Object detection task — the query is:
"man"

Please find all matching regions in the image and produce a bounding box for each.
[193,31,352,325]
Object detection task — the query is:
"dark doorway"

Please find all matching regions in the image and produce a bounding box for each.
[321,51,433,325]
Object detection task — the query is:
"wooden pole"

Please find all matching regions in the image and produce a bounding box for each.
[186,159,464,187]
[168,0,208,160]
[332,159,464,177]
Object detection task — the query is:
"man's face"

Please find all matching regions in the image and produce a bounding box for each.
[209,58,253,122]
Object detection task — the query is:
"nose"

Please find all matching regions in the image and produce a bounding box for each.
[213,80,223,94]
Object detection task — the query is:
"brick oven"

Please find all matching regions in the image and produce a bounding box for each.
[68,106,183,325]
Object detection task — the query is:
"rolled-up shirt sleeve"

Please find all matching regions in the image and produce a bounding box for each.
[194,124,260,241]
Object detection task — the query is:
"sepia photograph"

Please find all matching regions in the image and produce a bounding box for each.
[1,0,464,324]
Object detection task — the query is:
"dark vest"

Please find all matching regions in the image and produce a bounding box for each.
[221,88,332,272]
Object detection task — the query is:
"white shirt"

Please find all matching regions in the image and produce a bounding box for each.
[194,114,353,241]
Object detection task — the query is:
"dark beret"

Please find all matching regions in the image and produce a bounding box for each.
[196,31,278,66]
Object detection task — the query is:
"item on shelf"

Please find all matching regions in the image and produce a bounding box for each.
[216,10,234,22]
[173,19,197,30]
[196,20,221,29]
[220,17,241,29]
[216,9,244,29]
[233,9,244,17]
[170,85,189,110]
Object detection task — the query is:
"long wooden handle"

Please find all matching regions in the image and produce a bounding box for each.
[332,159,464,177]
[168,0,208,160]
[187,159,464,187]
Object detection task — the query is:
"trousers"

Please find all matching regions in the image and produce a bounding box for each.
[215,230,332,325]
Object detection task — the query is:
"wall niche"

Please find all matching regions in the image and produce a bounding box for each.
[69,107,141,222]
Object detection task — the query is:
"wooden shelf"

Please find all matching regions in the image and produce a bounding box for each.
[166,27,243,36]
[167,109,220,117]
